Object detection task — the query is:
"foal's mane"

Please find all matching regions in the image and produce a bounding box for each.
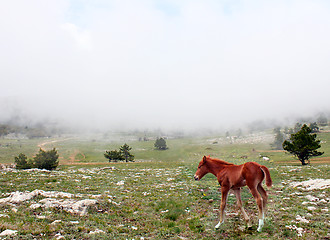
[206,157,235,166]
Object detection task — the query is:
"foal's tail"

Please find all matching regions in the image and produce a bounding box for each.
[260,165,272,187]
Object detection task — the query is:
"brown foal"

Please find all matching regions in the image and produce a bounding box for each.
[194,156,272,232]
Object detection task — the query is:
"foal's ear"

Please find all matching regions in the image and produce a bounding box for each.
[203,156,207,162]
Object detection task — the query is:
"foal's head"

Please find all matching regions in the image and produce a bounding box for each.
[194,156,210,181]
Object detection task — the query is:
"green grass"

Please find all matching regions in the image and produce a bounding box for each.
[0,131,329,239]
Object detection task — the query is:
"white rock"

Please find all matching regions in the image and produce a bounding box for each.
[296,227,304,237]
[38,198,97,216]
[0,191,37,204]
[307,206,317,211]
[290,179,330,190]
[0,229,17,236]
[55,233,65,239]
[51,220,62,225]
[116,181,125,186]
[0,190,74,205]
[305,195,319,202]
[30,203,42,209]
[70,221,79,224]
[296,215,309,223]
[89,229,105,234]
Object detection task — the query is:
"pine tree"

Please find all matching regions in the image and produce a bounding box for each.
[104,150,124,162]
[154,137,168,150]
[15,153,32,169]
[282,124,323,165]
[34,148,59,170]
[119,143,134,162]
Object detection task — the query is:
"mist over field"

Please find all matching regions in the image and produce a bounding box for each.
[1,0,330,132]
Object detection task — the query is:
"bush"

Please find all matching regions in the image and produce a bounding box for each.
[104,150,125,162]
[154,137,168,150]
[104,144,134,162]
[14,153,32,169]
[34,148,59,170]
[15,148,59,170]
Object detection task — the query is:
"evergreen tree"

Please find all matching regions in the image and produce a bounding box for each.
[15,153,32,169]
[154,137,168,150]
[120,143,134,162]
[282,124,323,165]
[104,150,124,162]
[34,148,59,170]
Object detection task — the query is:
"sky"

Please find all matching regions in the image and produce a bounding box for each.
[1,0,330,131]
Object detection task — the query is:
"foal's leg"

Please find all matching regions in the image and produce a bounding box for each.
[257,184,268,214]
[215,186,229,229]
[233,189,251,228]
[248,185,264,232]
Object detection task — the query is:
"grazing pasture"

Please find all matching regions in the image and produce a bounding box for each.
[0,131,329,239]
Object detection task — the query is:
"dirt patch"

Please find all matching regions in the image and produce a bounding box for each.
[277,157,330,164]
[256,150,285,153]
[311,157,330,162]
[59,162,117,166]
[69,150,86,163]
[37,138,73,150]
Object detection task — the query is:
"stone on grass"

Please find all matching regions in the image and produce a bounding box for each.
[0,229,17,236]
[89,229,105,234]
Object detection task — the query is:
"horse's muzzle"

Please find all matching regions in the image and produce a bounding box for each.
[194,175,199,181]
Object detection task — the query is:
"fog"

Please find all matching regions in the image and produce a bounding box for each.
[1,0,330,132]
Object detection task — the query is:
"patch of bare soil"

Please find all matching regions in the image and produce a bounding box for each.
[37,138,73,150]
[256,149,285,153]
[277,157,330,164]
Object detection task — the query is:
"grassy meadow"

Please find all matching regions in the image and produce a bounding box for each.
[0,130,329,239]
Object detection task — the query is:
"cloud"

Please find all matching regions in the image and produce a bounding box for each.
[61,23,92,50]
[0,0,329,131]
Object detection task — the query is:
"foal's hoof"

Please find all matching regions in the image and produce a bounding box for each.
[257,219,264,232]
[215,221,223,229]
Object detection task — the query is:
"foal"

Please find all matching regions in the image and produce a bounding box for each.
[194,156,272,232]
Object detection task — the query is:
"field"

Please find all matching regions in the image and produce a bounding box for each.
[0,130,329,239]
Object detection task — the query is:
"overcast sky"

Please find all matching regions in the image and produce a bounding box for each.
[1,0,330,131]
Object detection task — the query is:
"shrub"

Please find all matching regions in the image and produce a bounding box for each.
[104,144,134,162]
[15,148,59,170]
[34,148,59,170]
[154,138,168,150]
[104,150,125,162]
[15,153,32,169]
